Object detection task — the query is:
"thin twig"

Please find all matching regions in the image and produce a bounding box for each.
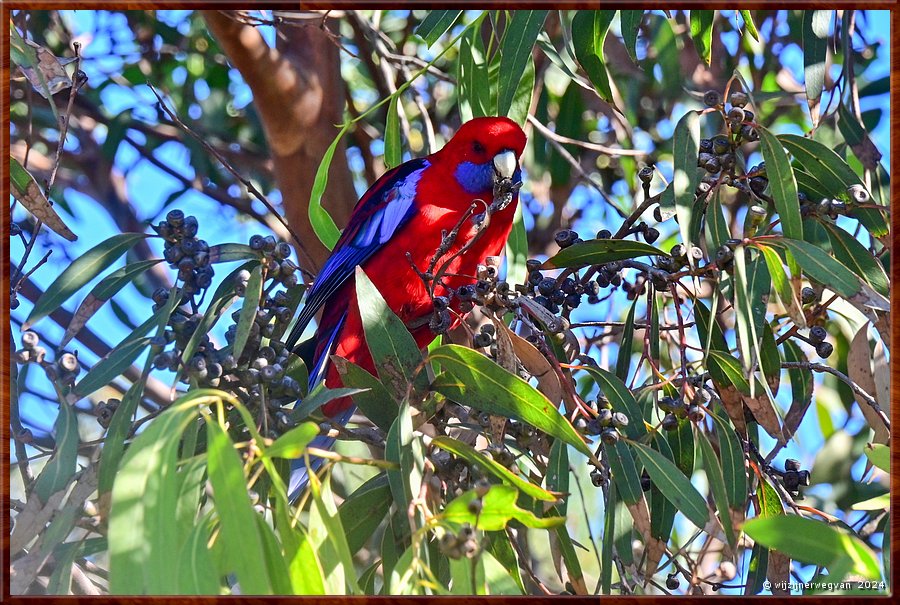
[148,83,312,283]
[781,361,889,430]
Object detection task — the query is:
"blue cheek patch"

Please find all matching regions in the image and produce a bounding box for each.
[454,161,494,193]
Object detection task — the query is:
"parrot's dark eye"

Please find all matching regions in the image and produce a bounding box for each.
[472,141,486,154]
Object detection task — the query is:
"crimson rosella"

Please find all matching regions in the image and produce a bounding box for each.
[284,116,526,497]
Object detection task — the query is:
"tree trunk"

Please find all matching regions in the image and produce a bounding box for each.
[203,10,357,274]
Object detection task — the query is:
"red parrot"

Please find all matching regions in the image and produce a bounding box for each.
[285,116,526,496]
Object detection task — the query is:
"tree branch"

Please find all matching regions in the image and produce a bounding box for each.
[203,10,358,273]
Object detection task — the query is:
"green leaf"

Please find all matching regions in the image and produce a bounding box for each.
[356,267,428,398]
[232,263,263,361]
[431,344,591,457]
[62,259,163,348]
[648,434,678,542]
[206,419,276,594]
[542,238,666,269]
[507,54,535,126]
[308,132,344,249]
[757,474,784,519]
[779,134,886,237]
[264,421,319,459]
[207,242,262,264]
[289,383,366,422]
[740,10,760,41]
[670,110,701,255]
[762,237,867,300]
[25,233,147,328]
[545,438,569,513]
[416,10,463,47]
[497,10,548,115]
[331,356,397,431]
[32,402,79,503]
[620,10,643,63]
[384,95,403,169]
[802,10,830,123]
[457,17,492,120]
[109,395,206,594]
[571,10,616,102]
[98,292,179,495]
[756,243,805,327]
[431,436,559,502]
[864,444,889,473]
[709,413,747,508]
[338,473,392,554]
[820,222,889,297]
[504,203,528,289]
[743,515,881,580]
[180,262,257,368]
[176,519,219,594]
[604,439,642,505]
[695,428,736,548]
[580,365,645,438]
[708,351,750,394]
[73,305,163,398]
[615,299,638,382]
[689,10,714,65]
[306,472,362,594]
[759,126,802,241]
[630,440,709,531]
[443,485,564,531]
[781,339,814,442]
[9,156,76,241]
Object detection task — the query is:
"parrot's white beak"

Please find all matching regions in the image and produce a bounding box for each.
[492,150,517,180]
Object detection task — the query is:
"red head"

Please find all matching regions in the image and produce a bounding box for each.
[433,117,527,195]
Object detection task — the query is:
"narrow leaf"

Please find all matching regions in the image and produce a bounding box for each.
[570,10,616,102]
[620,11,643,63]
[432,436,559,502]
[630,440,710,530]
[25,233,147,328]
[431,344,591,457]
[356,267,428,398]
[10,156,76,241]
[542,238,666,269]
[384,95,403,169]
[232,264,263,361]
[689,11,714,65]
[759,127,802,241]
[497,10,548,115]
[416,10,463,47]
[802,10,830,124]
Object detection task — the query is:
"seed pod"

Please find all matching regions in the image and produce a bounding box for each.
[801,286,817,305]
[687,405,706,423]
[730,91,749,107]
[274,242,292,260]
[703,90,722,107]
[21,331,39,349]
[816,341,833,358]
[662,413,679,431]
[727,106,745,123]
[638,166,655,183]
[183,215,199,237]
[785,458,801,472]
[847,184,870,203]
[699,138,713,153]
[554,229,579,248]
[58,352,78,373]
[740,124,759,142]
[712,135,731,155]
[749,177,768,195]
[600,428,619,445]
[809,326,827,344]
[249,234,265,250]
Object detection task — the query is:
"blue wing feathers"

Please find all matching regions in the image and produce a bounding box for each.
[285,159,428,351]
